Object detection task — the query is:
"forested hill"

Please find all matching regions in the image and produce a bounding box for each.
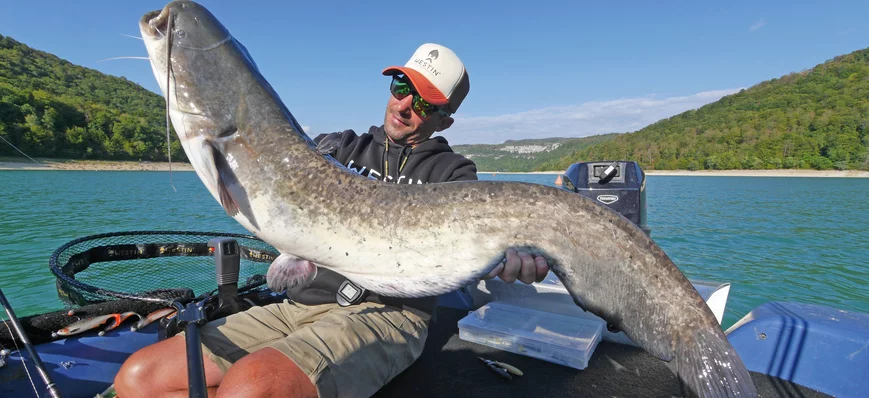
[0,34,183,161]
[544,47,869,172]
[4,32,869,171]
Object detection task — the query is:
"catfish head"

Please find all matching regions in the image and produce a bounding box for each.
[139,1,273,230]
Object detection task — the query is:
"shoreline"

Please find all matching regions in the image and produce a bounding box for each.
[2,159,867,177]
[483,170,869,178]
[0,159,194,171]
[644,169,869,178]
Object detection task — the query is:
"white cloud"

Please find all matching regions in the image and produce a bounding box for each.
[439,89,741,145]
[749,18,767,32]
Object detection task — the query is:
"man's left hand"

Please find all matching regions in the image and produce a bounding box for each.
[482,248,549,284]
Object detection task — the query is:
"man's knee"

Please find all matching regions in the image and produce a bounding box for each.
[217,347,317,398]
[115,335,225,397]
[115,338,177,395]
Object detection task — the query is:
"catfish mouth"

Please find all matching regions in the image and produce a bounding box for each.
[140,7,170,39]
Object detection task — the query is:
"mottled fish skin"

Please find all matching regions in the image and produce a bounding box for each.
[139,2,757,397]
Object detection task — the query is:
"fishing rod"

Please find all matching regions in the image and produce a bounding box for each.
[0,135,44,165]
[0,288,62,398]
[171,237,248,398]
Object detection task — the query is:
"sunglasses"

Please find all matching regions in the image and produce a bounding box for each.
[390,75,450,120]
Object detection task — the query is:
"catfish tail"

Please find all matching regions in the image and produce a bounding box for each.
[675,327,757,397]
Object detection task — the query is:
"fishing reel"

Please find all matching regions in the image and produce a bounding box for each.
[159,238,254,340]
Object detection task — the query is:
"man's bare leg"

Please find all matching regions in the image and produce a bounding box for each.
[215,347,317,398]
[114,335,226,398]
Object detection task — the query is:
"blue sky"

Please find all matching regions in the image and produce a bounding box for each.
[2,0,868,144]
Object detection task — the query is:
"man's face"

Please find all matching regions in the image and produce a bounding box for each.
[383,76,453,146]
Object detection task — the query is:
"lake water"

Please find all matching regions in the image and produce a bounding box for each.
[1,170,867,329]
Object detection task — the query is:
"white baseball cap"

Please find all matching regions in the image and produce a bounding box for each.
[382,43,470,113]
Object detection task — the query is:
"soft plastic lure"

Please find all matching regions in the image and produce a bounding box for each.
[53,312,142,337]
[131,308,176,332]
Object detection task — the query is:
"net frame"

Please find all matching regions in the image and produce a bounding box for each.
[48,230,278,306]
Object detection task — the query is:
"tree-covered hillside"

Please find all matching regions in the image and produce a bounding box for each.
[549,48,869,171]
[4,32,868,172]
[0,34,183,161]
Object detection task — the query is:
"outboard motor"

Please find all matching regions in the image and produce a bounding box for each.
[560,161,650,236]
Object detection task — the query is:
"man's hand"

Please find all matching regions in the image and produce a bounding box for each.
[482,248,549,284]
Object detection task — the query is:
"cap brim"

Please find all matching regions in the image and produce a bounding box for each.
[382,67,449,106]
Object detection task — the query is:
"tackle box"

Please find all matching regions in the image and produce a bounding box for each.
[457,301,604,370]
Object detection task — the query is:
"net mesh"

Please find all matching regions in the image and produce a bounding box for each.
[49,231,278,306]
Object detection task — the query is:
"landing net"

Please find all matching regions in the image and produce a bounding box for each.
[49,231,277,306]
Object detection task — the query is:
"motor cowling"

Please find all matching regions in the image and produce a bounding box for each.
[560,161,650,236]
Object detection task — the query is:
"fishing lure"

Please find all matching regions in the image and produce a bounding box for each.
[478,357,523,380]
[53,312,142,338]
[131,307,176,332]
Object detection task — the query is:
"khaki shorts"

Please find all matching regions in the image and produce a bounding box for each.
[190,300,430,398]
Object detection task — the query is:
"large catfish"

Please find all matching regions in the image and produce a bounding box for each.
[139,2,756,396]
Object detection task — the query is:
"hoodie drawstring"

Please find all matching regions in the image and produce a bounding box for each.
[383,138,412,181]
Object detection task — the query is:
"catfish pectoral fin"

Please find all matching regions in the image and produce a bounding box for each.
[217,175,240,217]
[209,140,260,229]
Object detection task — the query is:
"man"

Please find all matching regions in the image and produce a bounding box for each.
[115,43,549,398]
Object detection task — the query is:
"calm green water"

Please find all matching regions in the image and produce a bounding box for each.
[1,170,868,329]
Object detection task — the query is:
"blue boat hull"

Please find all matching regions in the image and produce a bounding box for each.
[727,301,869,398]
[1,322,160,397]
[2,300,864,397]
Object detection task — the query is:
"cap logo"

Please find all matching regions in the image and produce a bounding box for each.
[426,50,439,64]
[412,56,442,77]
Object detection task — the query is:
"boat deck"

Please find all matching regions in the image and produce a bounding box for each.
[374,306,831,398]
[0,299,837,397]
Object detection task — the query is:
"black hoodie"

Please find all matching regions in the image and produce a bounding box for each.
[286,125,478,316]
